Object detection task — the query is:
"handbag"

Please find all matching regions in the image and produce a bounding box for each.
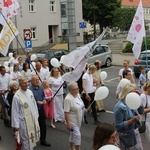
[138,94,148,133]
[119,132,137,148]
[138,121,146,133]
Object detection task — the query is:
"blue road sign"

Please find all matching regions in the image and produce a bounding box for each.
[24,40,32,49]
[79,22,86,28]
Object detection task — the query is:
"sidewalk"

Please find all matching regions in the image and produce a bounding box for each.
[0,53,136,67]
[112,53,135,67]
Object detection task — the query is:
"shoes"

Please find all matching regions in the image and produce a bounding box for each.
[84,115,88,124]
[98,109,106,112]
[40,141,51,147]
[50,124,56,128]
[94,120,101,125]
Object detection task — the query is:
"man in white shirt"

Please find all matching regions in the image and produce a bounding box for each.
[0,66,11,126]
[8,52,18,67]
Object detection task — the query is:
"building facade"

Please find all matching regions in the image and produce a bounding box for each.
[11,0,84,50]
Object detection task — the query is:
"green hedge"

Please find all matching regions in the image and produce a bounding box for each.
[123,37,150,53]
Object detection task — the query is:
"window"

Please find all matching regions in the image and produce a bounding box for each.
[30,27,37,39]
[61,4,67,17]
[50,1,55,12]
[29,0,36,12]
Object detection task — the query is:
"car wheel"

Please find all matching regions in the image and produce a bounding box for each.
[134,73,140,78]
[105,58,111,67]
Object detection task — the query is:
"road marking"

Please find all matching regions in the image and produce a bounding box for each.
[105,77,119,82]
[106,110,114,114]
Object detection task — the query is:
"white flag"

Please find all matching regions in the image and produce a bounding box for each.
[60,28,108,68]
[0,18,19,56]
[127,0,145,59]
[62,57,89,82]
[0,0,19,22]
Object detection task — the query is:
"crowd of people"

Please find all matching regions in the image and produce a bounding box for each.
[0,50,149,150]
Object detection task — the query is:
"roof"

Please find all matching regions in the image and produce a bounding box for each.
[122,0,150,8]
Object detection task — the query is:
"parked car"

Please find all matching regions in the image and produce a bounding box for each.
[35,49,70,70]
[88,44,113,67]
[134,50,150,78]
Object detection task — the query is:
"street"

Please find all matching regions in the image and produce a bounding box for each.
[0,66,149,150]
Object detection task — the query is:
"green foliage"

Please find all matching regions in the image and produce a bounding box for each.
[82,0,121,32]
[113,7,136,31]
[123,37,150,53]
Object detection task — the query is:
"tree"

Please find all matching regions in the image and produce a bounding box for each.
[112,7,136,31]
[82,0,121,38]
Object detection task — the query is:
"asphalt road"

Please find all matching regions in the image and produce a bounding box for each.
[0,66,149,150]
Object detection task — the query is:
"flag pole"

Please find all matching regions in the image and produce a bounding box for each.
[144,37,148,81]
[0,11,42,82]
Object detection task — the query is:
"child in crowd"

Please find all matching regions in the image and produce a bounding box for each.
[42,80,55,128]
[138,66,146,91]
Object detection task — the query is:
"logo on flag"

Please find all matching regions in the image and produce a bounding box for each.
[0,0,19,21]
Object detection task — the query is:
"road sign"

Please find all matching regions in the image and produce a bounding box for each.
[24,40,32,49]
[23,29,32,40]
[79,22,86,28]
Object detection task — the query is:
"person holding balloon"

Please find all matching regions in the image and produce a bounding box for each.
[93,60,106,112]
[93,123,119,150]
[140,82,150,143]
[82,64,100,125]
[114,83,143,150]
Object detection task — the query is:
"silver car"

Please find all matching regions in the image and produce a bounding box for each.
[88,44,113,67]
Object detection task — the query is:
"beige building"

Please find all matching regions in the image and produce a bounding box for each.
[11,0,84,50]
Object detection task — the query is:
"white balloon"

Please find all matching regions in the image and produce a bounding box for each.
[8,52,13,58]
[4,61,9,67]
[147,71,150,80]
[94,86,109,100]
[119,78,130,88]
[10,66,13,72]
[60,55,67,66]
[5,66,10,72]
[125,92,141,109]
[99,144,120,150]
[31,54,37,61]
[100,71,107,80]
[50,58,60,67]
[30,62,36,72]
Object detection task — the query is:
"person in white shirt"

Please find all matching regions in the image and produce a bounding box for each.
[49,67,64,122]
[64,82,85,150]
[119,59,135,84]
[82,64,100,125]
[8,52,18,67]
[116,70,132,99]
[41,59,50,81]
[0,66,11,126]
[10,63,22,82]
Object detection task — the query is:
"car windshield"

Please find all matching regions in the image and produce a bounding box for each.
[36,53,46,58]
[139,53,150,60]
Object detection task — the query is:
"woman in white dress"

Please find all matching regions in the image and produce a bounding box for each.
[10,63,22,82]
[64,82,84,150]
[49,67,64,122]
[21,62,32,82]
[41,59,50,81]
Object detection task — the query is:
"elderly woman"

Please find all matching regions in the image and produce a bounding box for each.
[114,83,143,150]
[93,123,118,150]
[64,82,84,150]
[140,81,150,143]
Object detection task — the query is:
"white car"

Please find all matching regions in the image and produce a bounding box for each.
[88,44,113,67]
